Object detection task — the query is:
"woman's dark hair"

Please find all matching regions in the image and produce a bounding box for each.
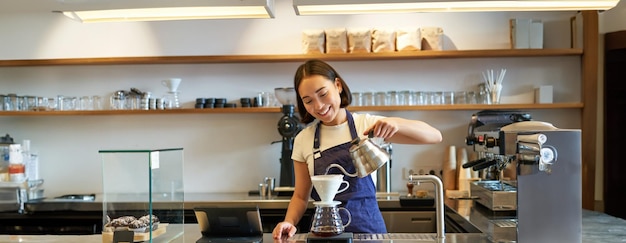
[294,59,352,124]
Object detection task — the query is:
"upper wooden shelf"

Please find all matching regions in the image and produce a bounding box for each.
[0,49,583,67]
[0,103,583,116]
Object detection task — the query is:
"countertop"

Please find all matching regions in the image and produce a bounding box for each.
[4,192,626,242]
[24,192,409,211]
[0,224,491,243]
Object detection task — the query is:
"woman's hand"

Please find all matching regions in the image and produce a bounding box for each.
[366,117,442,144]
[272,221,297,239]
[366,118,400,140]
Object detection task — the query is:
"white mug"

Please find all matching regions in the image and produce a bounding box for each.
[162,78,182,92]
[311,175,349,202]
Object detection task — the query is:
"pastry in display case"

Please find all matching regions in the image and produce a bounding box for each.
[99,148,184,243]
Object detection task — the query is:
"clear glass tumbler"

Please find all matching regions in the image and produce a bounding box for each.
[79,96,93,110]
[351,92,362,106]
[454,91,467,104]
[375,92,388,106]
[402,90,414,105]
[363,92,374,106]
[388,91,399,105]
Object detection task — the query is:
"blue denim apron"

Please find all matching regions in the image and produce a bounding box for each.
[310,110,387,233]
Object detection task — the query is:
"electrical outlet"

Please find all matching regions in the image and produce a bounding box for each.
[403,167,440,180]
[401,167,414,180]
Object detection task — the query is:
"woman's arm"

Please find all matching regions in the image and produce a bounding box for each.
[369,117,442,144]
[273,161,312,238]
[283,161,313,225]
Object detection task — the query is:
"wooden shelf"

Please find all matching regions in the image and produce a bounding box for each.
[0,103,583,116]
[0,49,583,67]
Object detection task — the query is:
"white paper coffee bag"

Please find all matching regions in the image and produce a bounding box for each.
[348,28,372,53]
[325,28,348,54]
[396,28,421,51]
[372,28,396,53]
[302,29,325,54]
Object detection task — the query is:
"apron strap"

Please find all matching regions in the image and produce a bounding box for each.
[313,110,358,158]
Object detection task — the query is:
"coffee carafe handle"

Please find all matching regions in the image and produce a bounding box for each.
[339,207,351,228]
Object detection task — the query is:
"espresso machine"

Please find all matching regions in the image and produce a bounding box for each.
[274,88,303,189]
[465,111,582,242]
[464,111,530,210]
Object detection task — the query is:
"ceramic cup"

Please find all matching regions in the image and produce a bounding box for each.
[162,78,182,92]
[311,174,349,202]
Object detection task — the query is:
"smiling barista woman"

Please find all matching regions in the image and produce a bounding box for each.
[272,59,443,239]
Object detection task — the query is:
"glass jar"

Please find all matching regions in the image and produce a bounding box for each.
[375,92,388,106]
[402,90,414,105]
[387,91,399,105]
[351,92,362,106]
[443,91,454,105]
[79,96,93,110]
[0,95,7,111]
[454,91,468,104]
[466,91,477,104]
[7,94,18,111]
[414,92,426,105]
[24,96,38,111]
[362,92,374,106]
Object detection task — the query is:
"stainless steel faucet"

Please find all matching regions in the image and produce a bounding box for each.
[408,174,445,240]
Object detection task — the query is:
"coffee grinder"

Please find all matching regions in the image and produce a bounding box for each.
[274,88,303,189]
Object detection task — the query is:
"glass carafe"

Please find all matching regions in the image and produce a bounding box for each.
[310,201,351,237]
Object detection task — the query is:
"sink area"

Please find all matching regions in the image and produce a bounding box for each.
[380,175,478,236]
[381,205,482,234]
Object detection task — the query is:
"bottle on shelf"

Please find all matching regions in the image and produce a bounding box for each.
[22,140,39,182]
[8,143,25,182]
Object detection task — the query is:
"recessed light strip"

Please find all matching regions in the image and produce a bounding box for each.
[59,0,274,23]
[293,0,620,15]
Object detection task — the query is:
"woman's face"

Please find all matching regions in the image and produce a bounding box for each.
[298,74,344,125]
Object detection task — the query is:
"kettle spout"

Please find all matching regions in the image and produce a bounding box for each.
[325,163,359,177]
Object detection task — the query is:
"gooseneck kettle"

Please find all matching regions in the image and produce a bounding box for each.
[326,131,390,178]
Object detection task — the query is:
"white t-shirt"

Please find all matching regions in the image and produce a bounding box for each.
[291,112,384,176]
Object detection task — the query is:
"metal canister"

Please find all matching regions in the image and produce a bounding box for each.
[264,177,275,196]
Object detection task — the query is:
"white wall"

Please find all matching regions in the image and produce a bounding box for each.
[0,1,583,196]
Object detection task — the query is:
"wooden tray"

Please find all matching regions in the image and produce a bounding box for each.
[102,223,167,243]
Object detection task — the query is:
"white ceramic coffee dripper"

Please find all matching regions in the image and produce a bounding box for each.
[311,175,349,202]
[162,78,182,92]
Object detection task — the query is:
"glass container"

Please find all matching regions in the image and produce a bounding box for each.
[100,148,184,243]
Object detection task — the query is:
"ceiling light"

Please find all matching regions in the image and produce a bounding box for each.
[293,0,620,15]
[58,0,274,23]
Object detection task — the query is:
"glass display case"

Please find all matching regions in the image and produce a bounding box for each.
[100,148,184,243]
